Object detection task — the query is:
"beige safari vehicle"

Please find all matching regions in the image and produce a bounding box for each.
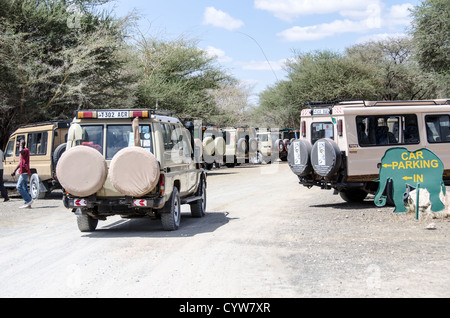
[56,109,206,232]
[222,127,257,167]
[288,99,450,203]
[2,121,69,199]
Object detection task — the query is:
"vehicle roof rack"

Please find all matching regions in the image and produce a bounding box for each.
[306,100,367,108]
[371,100,447,106]
[18,120,71,129]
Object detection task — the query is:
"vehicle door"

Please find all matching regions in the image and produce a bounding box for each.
[3,134,25,182]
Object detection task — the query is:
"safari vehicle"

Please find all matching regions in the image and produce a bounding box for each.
[288,99,450,203]
[201,125,225,170]
[275,128,299,161]
[56,109,206,232]
[222,127,257,167]
[2,121,69,199]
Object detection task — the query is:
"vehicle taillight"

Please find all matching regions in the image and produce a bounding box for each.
[131,110,149,118]
[77,111,96,119]
[338,119,343,136]
[301,121,306,137]
[159,174,165,196]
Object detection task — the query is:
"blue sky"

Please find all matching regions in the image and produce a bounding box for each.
[105,0,421,103]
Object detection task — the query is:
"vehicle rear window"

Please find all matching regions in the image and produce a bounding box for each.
[311,122,333,144]
[79,125,104,154]
[426,115,450,143]
[106,125,152,159]
[356,115,419,147]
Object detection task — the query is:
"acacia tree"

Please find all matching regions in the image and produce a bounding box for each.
[134,35,235,122]
[410,0,449,96]
[0,0,137,147]
[346,37,439,100]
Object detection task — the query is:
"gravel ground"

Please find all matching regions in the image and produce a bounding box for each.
[0,162,449,298]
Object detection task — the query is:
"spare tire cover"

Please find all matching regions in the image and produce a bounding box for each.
[310,138,342,177]
[237,138,247,153]
[214,136,225,156]
[287,139,312,176]
[203,136,215,156]
[109,147,160,197]
[56,145,107,197]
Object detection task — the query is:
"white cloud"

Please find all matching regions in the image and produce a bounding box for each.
[387,3,414,26]
[204,46,233,63]
[203,7,244,31]
[254,0,379,22]
[275,2,414,42]
[278,19,367,42]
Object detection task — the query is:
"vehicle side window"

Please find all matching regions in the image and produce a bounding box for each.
[311,122,333,145]
[15,135,25,156]
[425,115,450,143]
[356,115,419,147]
[27,132,48,156]
[162,124,175,150]
[5,140,15,158]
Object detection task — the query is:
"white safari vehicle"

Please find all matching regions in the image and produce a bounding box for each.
[288,99,450,203]
[57,109,206,232]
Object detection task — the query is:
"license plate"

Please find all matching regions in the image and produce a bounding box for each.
[312,108,330,115]
[97,110,129,119]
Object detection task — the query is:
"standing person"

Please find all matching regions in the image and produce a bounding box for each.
[0,149,10,202]
[12,139,33,209]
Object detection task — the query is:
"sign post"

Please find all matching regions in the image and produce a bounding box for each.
[374,147,446,214]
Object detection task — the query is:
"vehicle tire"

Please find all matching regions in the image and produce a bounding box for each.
[109,147,160,197]
[287,139,313,176]
[283,139,290,152]
[76,211,98,232]
[161,187,181,231]
[56,145,107,197]
[276,139,284,152]
[339,189,368,203]
[29,173,46,200]
[53,143,66,166]
[190,177,206,217]
[310,138,342,178]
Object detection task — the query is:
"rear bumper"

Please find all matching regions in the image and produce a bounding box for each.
[64,195,165,211]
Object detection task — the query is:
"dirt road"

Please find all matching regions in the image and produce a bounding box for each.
[1,162,450,298]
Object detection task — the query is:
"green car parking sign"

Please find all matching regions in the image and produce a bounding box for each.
[374,147,446,213]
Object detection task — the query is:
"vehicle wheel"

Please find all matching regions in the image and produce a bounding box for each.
[190,178,206,217]
[53,143,67,165]
[76,211,98,232]
[161,187,181,231]
[29,173,46,200]
[339,189,368,203]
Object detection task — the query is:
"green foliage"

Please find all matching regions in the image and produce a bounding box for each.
[134,36,235,122]
[410,0,450,73]
[0,0,136,147]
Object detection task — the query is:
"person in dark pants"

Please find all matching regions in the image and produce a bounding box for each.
[0,149,10,202]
